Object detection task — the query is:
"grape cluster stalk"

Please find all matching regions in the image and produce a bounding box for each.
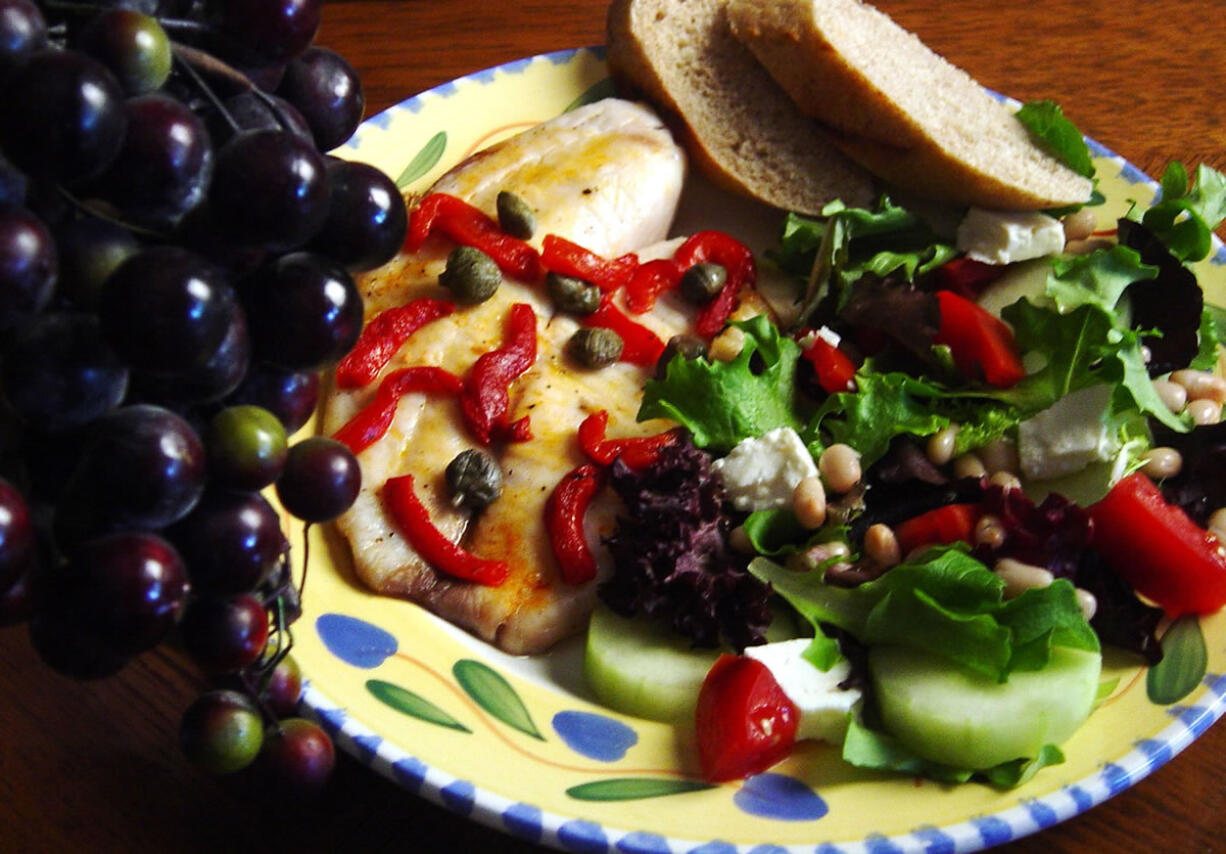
[0,0,406,791]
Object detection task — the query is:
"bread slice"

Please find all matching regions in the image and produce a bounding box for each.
[727,0,1094,210]
[606,0,873,215]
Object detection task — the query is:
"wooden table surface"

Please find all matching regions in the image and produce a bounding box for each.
[3,1,1226,852]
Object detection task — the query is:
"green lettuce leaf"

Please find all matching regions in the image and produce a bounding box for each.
[637,315,801,452]
[1045,245,1156,315]
[749,546,1099,683]
[1015,100,1095,179]
[1141,162,1226,262]
[1191,306,1225,371]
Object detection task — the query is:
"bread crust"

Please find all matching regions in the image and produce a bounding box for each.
[727,0,1093,210]
[606,0,872,214]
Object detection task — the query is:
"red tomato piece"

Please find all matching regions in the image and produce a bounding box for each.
[934,256,1006,299]
[801,335,857,394]
[695,654,798,782]
[934,289,1025,389]
[1089,472,1226,616]
[895,503,981,556]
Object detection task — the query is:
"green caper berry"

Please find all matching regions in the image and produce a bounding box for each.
[567,327,624,369]
[679,262,727,305]
[654,333,708,379]
[546,272,601,315]
[496,190,536,239]
[445,449,503,510]
[440,245,501,303]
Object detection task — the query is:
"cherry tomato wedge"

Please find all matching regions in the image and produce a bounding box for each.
[934,289,1025,389]
[695,654,798,782]
[1089,472,1226,616]
[895,503,981,556]
[801,334,857,394]
[934,256,1006,299]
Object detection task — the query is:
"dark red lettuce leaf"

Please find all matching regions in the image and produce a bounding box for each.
[1117,218,1203,376]
[599,436,771,650]
[1151,419,1226,526]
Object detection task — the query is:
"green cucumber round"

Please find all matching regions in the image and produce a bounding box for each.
[870,644,1102,770]
[583,605,799,724]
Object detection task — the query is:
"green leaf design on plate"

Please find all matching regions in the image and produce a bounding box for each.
[452,659,543,740]
[1147,615,1207,705]
[396,131,447,188]
[564,78,616,113]
[566,778,715,801]
[366,679,471,732]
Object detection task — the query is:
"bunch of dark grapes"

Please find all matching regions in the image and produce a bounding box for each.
[0,0,405,792]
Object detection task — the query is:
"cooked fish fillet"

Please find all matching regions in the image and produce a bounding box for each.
[324,98,765,654]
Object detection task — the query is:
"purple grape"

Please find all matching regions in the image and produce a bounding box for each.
[54,404,206,546]
[169,489,288,594]
[0,312,129,433]
[277,46,363,151]
[67,530,190,654]
[130,305,251,406]
[213,0,320,64]
[93,94,213,231]
[0,203,56,329]
[0,476,33,593]
[225,363,319,434]
[0,0,44,75]
[311,160,407,272]
[99,246,236,373]
[275,436,360,523]
[264,652,303,717]
[261,717,334,793]
[0,49,127,185]
[0,150,26,206]
[28,604,129,679]
[180,689,264,774]
[206,90,312,145]
[242,251,362,371]
[208,128,330,252]
[179,592,270,674]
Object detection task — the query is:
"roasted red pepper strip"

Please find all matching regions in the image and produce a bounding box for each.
[545,463,605,584]
[461,303,537,445]
[406,193,542,281]
[577,410,680,468]
[335,298,455,389]
[674,231,756,338]
[624,257,683,314]
[895,503,981,556]
[584,294,665,367]
[383,473,508,586]
[801,334,858,394]
[332,366,463,454]
[541,234,638,292]
[934,289,1026,389]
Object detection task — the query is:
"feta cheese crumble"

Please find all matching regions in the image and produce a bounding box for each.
[711,427,818,511]
[1017,384,1117,480]
[956,208,1065,265]
[745,638,861,743]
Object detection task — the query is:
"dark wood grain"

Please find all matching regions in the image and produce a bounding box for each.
[3,2,1226,852]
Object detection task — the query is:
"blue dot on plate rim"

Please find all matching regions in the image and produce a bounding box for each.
[732,773,828,822]
[551,710,638,761]
[315,613,398,669]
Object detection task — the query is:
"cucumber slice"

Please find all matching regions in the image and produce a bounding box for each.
[583,605,799,724]
[870,644,1101,770]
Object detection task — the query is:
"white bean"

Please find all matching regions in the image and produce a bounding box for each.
[1152,379,1188,413]
[1075,588,1098,622]
[926,425,960,467]
[1186,398,1222,426]
[1140,446,1183,480]
[974,514,1006,549]
[819,444,862,494]
[978,438,1019,475]
[994,557,1054,598]
[1062,208,1098,242]
[864,524,901,569]
[792,476,827,530]
[1171,369,1226,404]
[952,453,986,479]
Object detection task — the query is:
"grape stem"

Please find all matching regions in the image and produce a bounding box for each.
[53,186,168,240]
[171,44,243,135]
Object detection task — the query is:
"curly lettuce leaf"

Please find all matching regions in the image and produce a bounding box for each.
[749,546,1099,683]
[1046,245,1156,315]
[638,315,801,452]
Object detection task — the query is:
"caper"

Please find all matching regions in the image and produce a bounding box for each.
[679,262,727,304]
[496,190,536,239]
[654,333,708,379]
[546,271,601,315]
[567,327,624,369]
[439,245,501,303]
[445,449,503,510]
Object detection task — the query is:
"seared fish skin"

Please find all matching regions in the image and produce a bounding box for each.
[326,99,764,655]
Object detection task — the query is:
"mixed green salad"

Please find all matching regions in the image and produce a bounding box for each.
[583,107,1226,788]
